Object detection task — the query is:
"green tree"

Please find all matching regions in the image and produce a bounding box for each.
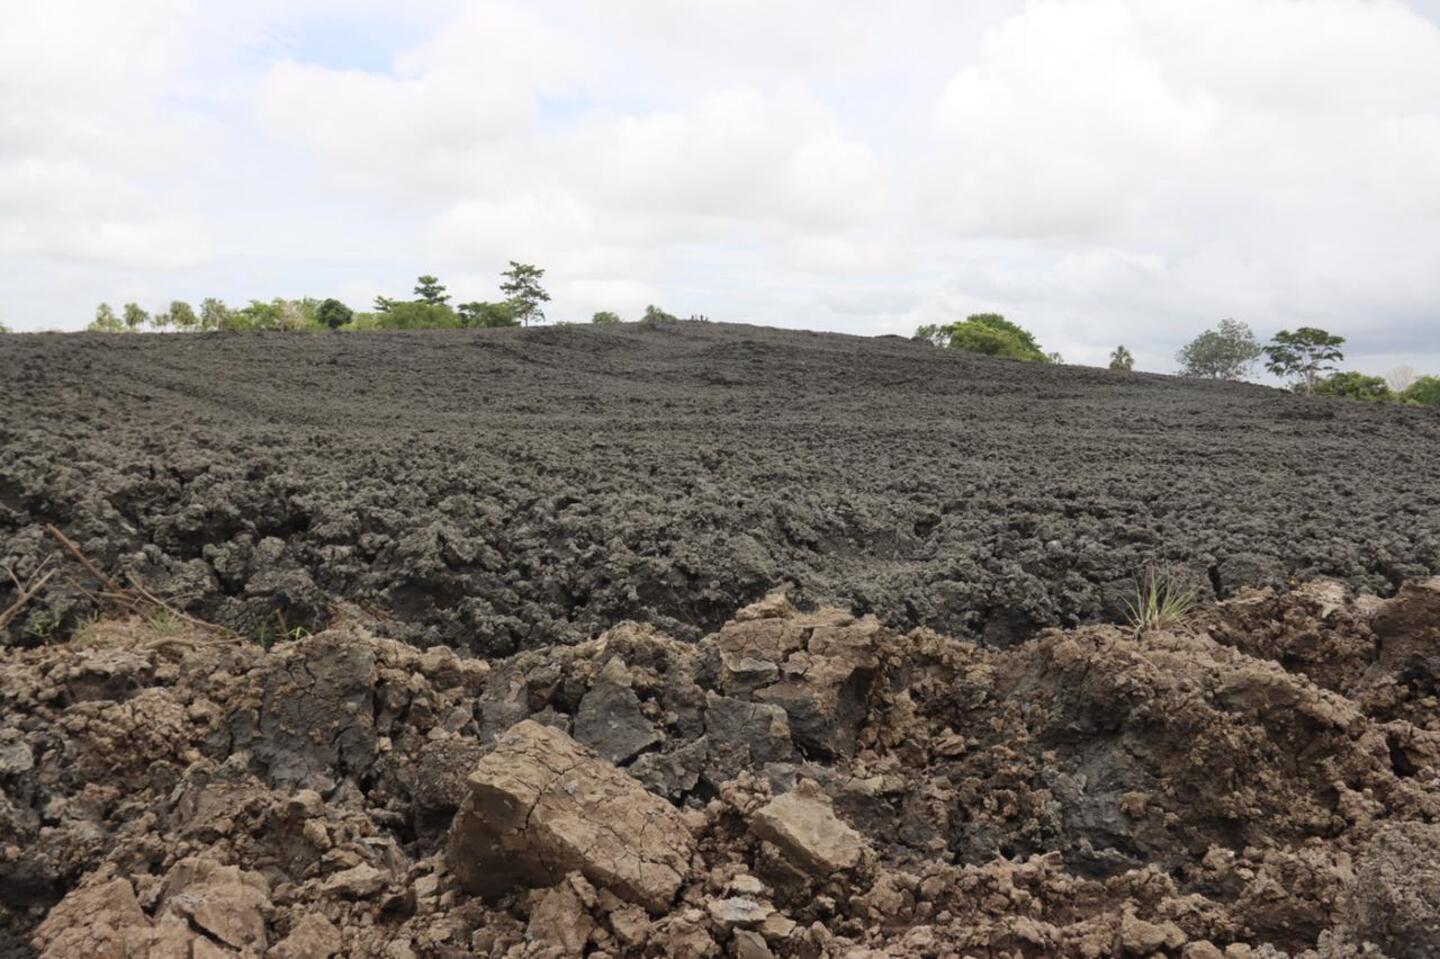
[0,320,9,333]
[316,298,354,330]
[122,303,149,332]
[1401,376,1440,406]
[89,303,124,332]
[500,262,550,326]
[457,301,518,328]
[1109,345,1134,371]
[378,301,459,330]
[1264,327,1346,394]
[1312,371,1390,402]
[150,308,172,330]
[592,311,622,325]
[200,298,230,332]
[642,304,679,324]
[414,276,449,306]
[915,314,1048,362]
[373,295,397,313]
[1176,319,1262,380]
[226,300,283,331]
[914,324,949,346]
[169,301,198,332]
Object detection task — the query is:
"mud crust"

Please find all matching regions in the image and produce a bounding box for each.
[2,323,1438,651]
[5,583,1439,957]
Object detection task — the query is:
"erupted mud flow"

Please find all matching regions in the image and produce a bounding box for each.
[3,323,1440,652]
[4,581,1439,957]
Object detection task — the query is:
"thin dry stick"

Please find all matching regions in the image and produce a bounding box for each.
[45,524,125,595]
[0,569,57,630]
[42,523,239,643]
[123,571,239,641]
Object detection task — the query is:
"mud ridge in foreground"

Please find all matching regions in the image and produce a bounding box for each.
[5,578,1439,957]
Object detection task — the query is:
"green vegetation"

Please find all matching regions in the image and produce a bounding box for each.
[169,301,198,331]
[1124,569,1197,636]
[642,305,680,324]
[592,311,622,325]
[414,275,450,306]
[200,298,229,331]
[915,313,1050,362]
[1313,371,1390,402]
[1265,327,1345,394]
[316,298,353,330]
[1109,345,1134,371]
[457,301,519,328]
[1176,319,1262,380]
[500,262,550,327]
[88,304,124,332]
[123,303,149,332]
[1402,376,1440,406]
[0,320,9,333]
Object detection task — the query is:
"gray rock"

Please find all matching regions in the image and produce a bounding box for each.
[703,694,794,788]
[630,736,707,798]
[573,680,662,765]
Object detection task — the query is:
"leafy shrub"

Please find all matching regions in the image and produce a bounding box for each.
[1313,371,1391,402]
[1402,376,1440,406]
[316,298,354,330]
[592,311,622,325]
[378,301,460,330]
[457,301,519,328]
[642,305,679,324]
[916,314,1049,362]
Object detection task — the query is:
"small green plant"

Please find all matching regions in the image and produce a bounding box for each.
[1124,569,1197,634]
[24,611,60,643]
[143,606,183,638]
[285,625,311,642]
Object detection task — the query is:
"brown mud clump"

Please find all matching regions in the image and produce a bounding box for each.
[4,580,1440,956]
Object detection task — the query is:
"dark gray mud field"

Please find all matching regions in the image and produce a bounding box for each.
[2,322,1439,652]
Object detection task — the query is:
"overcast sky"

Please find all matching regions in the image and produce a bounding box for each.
[3,0,1439,376]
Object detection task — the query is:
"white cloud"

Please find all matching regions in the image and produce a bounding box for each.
[0,0,211,270]
[5,0,1440,380]
[917,0,1440,370]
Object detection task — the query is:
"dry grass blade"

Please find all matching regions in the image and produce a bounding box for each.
[1124,568,1198,635]
[29,523,242,645]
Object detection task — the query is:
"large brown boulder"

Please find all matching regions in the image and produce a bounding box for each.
[446,720,695,912]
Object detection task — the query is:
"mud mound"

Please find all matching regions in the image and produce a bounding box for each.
[5,580,1439,956]
[3,324,1439,652]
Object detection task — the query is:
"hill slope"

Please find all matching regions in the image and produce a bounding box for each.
[2,321,1438,650]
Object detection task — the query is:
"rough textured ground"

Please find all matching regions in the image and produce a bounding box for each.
[4,581,1439,957]
[3,323,1439,652]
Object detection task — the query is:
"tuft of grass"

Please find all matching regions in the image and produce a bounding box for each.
[1124,568,1197,635]
[142,606,183,638]
[70,614,102,647]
